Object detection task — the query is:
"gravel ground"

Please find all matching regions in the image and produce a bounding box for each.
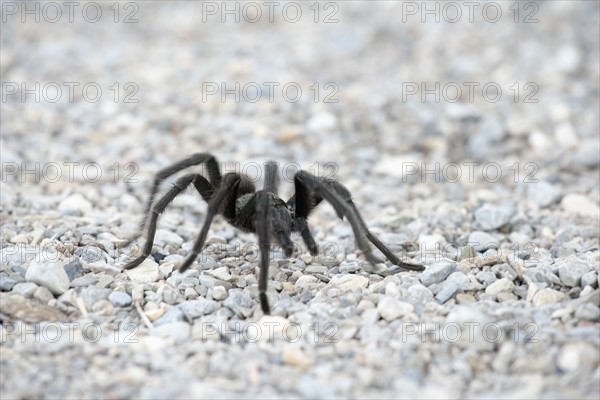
[1,1,599,399]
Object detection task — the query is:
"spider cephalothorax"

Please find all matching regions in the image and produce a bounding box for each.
[124,153,424,314]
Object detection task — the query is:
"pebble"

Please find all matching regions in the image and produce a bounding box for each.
[25,260,71,295]
[154,229,184,247]
[125,259,160,283]
[152,321,191,343]
[0,275,18,291]
[377,296,414,321]
[33,286,54,303]
[435,272,471,303]
[580,271,597,288]
[306,112,337,132]
[574,303,600,321]
[109,291,133,307]
[58,193,93,216]
[207,267,232,281]
[212,286,228,300]
[80,287,112,309]
[468,231,500,252]
[282,346,313,369]
[532,288,567,307]
[485,278,515,295]
[527,182,562,207]
[561,194,599,218]
[305,265,329,275]
[153,306,184,326]
[558,260,591,287]
[64,260,85,281]
[406,284,434,304]
[13,282,38,298]
[179,299,220,319]
[329,275,369,292]
[474,204,513,231]
[557,342,599,373]
[420,261,456,286]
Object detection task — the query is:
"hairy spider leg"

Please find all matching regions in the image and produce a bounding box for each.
[124,173,205,270]
[263,161,279,194]
[178,174,241,272]
[141,153,221,232]
[323,179,425,272]
[254,190,272,314]
[294,171,425,271]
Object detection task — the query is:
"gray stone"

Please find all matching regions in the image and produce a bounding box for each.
[574,303,600,321]
[476,271,497,286]
[154,229,184,247]
[420,261,456,286]
[152,321,191,343]
[532,288,566,307]
[207,266,232,281]
[179,299,219,319]
[64,259,85,281]
[58,193,93,216]
[305,265,329,275]
[109,291,132,307]
[0,275,17,291]
[25,260,70,295]
[485,278,514,295]
[33,286,54,303]
[406,284,434,304]
[474,204,513,231]
[468,231,500,252]
[329,274,370,291]
[12,282,38,298]
[491,263,519,281]
[558,261,591,287]
[377,296,414,321]
[581,271,597,288]
[154,306,185,326]
[212,286,228,300]
[435,283,461,304]
[125,259,159,283]
[338,262,360,274]
[561,194,599,218]
[557,342,599,373]
[527,181,562,207]
[79,287,111,309]
[445,272,471,291]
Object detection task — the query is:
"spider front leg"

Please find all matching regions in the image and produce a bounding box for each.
[293,171,424,271]
[178,173,241,272]
[140,153,221,232]
[254,190,272,314]
[124,173,209,269]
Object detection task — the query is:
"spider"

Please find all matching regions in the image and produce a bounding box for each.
[123,153,424,314]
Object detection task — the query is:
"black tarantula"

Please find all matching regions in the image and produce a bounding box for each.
[124,153,424,314]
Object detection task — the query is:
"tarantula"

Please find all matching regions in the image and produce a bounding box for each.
[123,153,424,314]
